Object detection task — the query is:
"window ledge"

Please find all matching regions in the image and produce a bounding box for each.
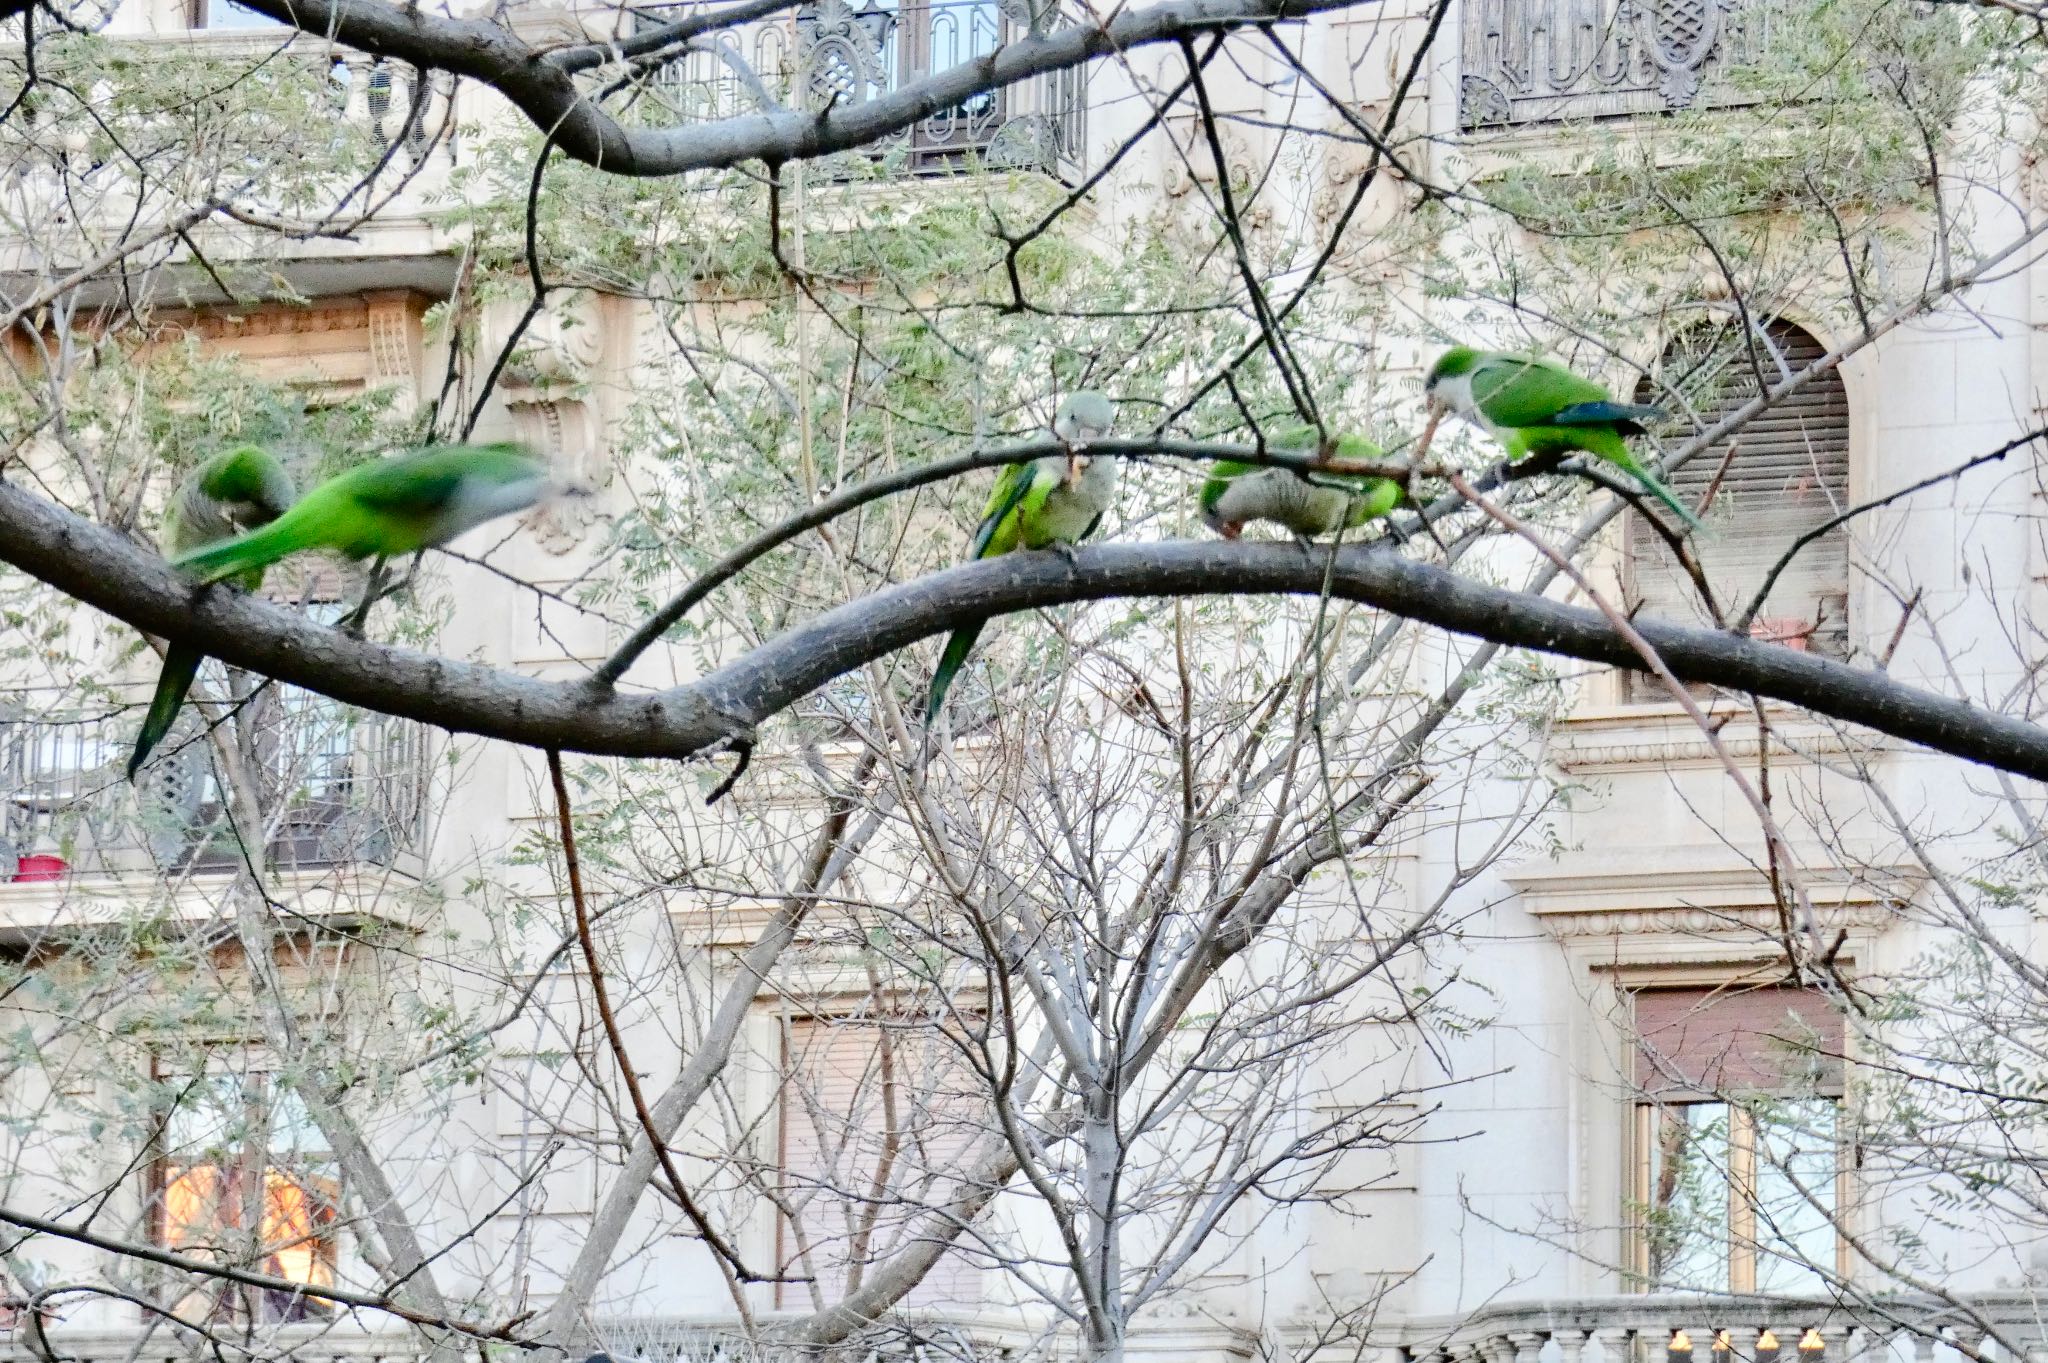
[1551,701,1888,776]
[0,863,427,946]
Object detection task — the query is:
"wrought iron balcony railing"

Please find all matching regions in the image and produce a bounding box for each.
[1460,0,1771,129]
[0,688,431,882]
[637,0,1086,180]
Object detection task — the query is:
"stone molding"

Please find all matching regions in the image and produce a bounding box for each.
[1549,704,1886,775]
[1506,844,1919,940]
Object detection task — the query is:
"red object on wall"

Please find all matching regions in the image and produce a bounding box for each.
[1749,616,1813,651]
[13,855,68,882]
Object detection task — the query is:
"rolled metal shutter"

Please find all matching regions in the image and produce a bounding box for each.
[777,1014,984,1308]
[1632,985,1845,1100]
[1628,322,1851,658]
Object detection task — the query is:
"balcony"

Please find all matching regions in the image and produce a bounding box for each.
[0,688,431,882]
[1459,0,1771,129]
[640,0,1087,180]
[0,33,457,295]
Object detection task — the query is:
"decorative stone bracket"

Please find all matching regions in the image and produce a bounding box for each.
[497,298,610,554]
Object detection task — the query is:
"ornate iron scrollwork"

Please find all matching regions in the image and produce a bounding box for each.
[984,113,1056,170]
[1460,0,1765,127]
[1648,0,1732,105]
[795,0,898,111]
[1460,75,1515,128]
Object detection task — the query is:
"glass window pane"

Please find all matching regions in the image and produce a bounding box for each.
[1751,1098,1838,1293]
[163,1074,245,1154]
[1643,1101,1733,1290]
[154,1065,338,1314]
[265,1085,329,1158]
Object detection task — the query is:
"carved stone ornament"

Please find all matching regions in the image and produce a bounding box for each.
[499,300,610,555]
[365,293,423,415]
[996,0,1057,36]
[503,303,601,399]
[1161,116,1251,198]
[1460,74,1514,129]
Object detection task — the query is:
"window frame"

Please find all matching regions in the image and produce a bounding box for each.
[769,1004,990,1311]
[146,1049,344,1323]
[1621,317,1855,700]
[1630,1095,1849,1292]
[1621,983,1854,1293]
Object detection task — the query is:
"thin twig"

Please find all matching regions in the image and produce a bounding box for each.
[545,748,769,1306]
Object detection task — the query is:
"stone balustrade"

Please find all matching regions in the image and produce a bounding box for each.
[7,1298,2048,1363]
[1394,1295,2048,1363]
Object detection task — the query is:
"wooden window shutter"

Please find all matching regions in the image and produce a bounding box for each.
[1628,321,1852,658]
[776,1014,984,1309]
[1631,986,1845,1099]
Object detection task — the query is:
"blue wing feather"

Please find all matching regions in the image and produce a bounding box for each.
[1550,400,1664,430]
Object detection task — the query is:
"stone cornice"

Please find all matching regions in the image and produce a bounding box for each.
[1549,703,1887,776]
[1504,844,1920,940]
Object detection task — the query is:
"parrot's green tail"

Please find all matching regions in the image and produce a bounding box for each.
[1611,449,1705,535]
[925,621,987,725]
[174,517,298,585]
[127,642,203,781]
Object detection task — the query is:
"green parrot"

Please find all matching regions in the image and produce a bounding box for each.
[128,446,298,780]
[174,442,559,585]
[924,392,1120,723]
[1422,346,1703,532]
[1200,425,1404,542]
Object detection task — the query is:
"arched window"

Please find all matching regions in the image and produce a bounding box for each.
[1628,320,1852,668]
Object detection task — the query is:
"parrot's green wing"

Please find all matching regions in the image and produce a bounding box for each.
[1300,433,1388,494]
[340,442,537,515]
[1469,354,1610,427]
[1343,479,1407,527]
[972,461,1051,560]
[134,448,297,778]
[930,461,1057,722]
[343,453,474,515]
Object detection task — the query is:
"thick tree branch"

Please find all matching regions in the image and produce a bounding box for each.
[3,478,2045,776]
[0,1203,518,1338]
[229,0,1363,175]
